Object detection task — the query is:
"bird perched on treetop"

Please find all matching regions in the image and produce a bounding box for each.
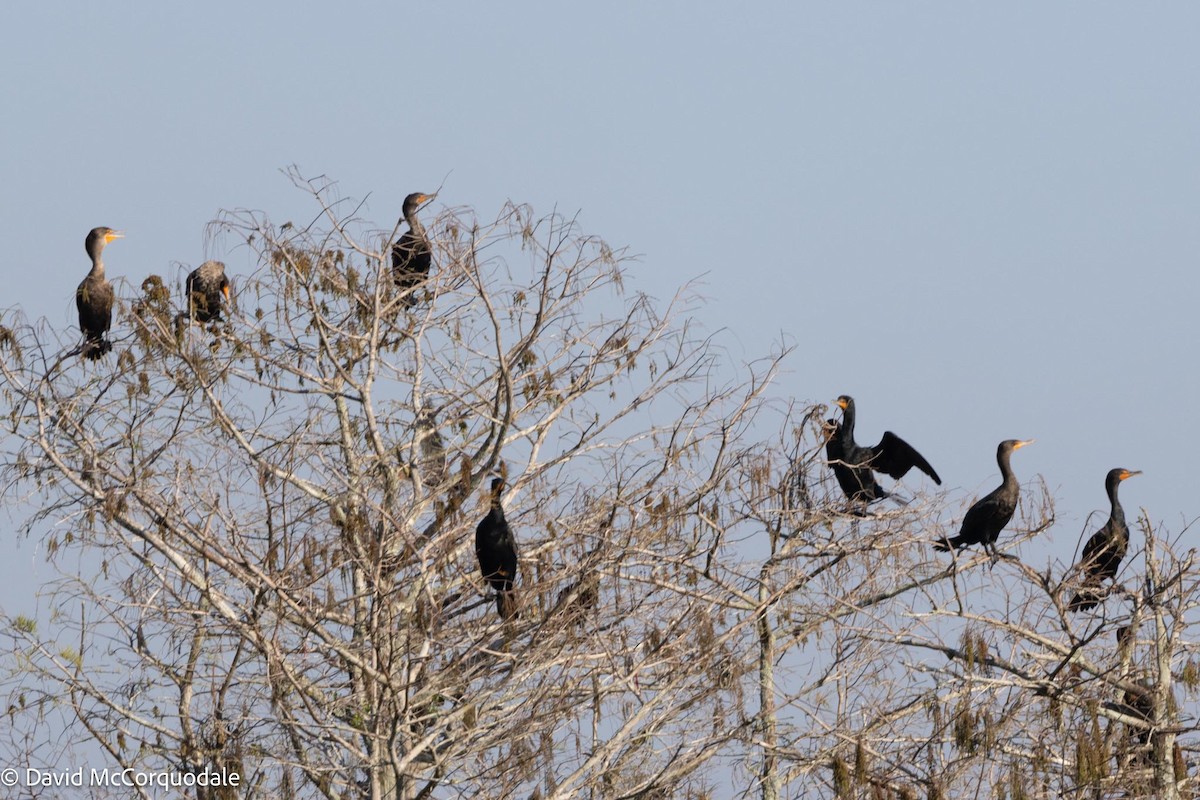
[475,477,519,620]
[1068,468,1141,612]
[185,261,231,323]
[392,192,435,308]
[76,227,123,360]
[935,439,1033,557]
[824,395,941,504]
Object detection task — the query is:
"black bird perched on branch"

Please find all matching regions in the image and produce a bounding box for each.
[1068,468,1141,612]
[392,192,434,308]
[824,395,941,504]
[475,477,519,620]
[185,260,231,323]
[76,227,123,359]
[935,439,1033,556]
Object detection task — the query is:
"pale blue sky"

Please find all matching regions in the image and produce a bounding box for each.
[3,4,1199,599]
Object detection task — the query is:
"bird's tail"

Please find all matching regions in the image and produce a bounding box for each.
[1068,584,1104,613]
[933,535,961,552]
[496,589,520,621]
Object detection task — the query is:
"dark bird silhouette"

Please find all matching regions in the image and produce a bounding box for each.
[935,439,1034,556]
[475,477,519,620]
[185,260,231,323]
[825,395,941,504]
[1118,672,1188,779]
[1112,627,1188,780]
[76,227,123,359]
[1121,674,1155,747]
[1068,468,1141,612]
[392,192,434,308]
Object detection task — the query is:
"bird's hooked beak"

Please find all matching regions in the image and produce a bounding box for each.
[105,231,125,244]
[1119,469,1142,481]
[1014,439,1035,449]
[222,284,231,301]
[419,193,437,207]
[835,397,849,410]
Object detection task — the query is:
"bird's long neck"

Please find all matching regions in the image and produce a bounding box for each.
[839,404,856,443]
[1107,480,1126,525]
[405,209,427,241]
[997,447,1018,489]
[88,247,105,278]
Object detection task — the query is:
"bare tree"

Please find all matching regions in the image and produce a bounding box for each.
[0,172,783,799]
[735,432,1199,800]
[0,172,1195,799]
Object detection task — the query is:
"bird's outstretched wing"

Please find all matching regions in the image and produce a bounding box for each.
[871,431,942,484]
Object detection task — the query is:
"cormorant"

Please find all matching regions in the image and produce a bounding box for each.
[76,227,123,359]
[935,439,1033,555]
[1121,675,1155,747]
[392,192,434,308]
[1117,658,1187,778]
[1068,468,1141,612]
[475,477,519,620]
[185,261,231,323]
[825,395,941,504]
